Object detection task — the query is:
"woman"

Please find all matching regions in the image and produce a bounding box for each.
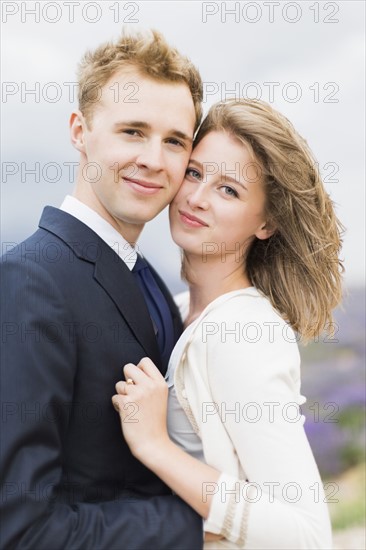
[112,99,343,549]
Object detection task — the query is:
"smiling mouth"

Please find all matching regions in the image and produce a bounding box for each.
[123,177,164,195]
[178,210,209,228]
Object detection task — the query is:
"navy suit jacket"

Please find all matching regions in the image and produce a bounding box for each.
[0,207,203,549]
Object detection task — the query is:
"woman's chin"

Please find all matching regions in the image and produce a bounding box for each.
[170,232,199,255]
[170,229,188,249]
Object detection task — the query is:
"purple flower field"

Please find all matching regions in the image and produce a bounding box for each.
[300,287,366,478]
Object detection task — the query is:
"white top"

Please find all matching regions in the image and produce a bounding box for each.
[166,319,205,462]
[60,195,137,269]
[169,288,332,549]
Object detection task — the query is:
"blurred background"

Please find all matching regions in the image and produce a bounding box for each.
[1,1,365,547]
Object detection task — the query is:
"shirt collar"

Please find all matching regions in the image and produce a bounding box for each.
[59,195,137,270]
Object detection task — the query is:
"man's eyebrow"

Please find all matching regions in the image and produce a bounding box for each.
[170,130,193,144]
[188,158,247,189]
[113,121,151,130]
[113,121,193,143]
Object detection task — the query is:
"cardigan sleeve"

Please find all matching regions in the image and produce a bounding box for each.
[202,297,332,549]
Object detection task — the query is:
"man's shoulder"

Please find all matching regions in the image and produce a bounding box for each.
[1,228,48,262]
[1,205,105,267]
[0,208,79,279]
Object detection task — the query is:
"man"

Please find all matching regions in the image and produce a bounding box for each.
[1,29,203,549]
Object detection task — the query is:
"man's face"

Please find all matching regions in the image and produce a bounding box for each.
[71,69,196,242]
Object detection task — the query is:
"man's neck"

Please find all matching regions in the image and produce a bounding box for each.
[71,189,144,245]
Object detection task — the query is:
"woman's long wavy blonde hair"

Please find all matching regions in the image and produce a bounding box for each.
[194,99,344,341]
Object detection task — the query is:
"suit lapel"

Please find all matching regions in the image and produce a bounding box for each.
[93,256,161,368]
[39,206,161,368]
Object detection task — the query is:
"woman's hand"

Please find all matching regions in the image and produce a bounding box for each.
[113,358,222,521]
[112,357,170,461]
[204,533,225,542]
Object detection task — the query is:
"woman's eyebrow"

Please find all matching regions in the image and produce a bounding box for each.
[188,159,203,169]
[189,158,247,189]
[223,174,247,190]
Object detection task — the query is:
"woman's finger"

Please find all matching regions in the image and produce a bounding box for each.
[112,394,121,412]
[136,357,166,381]
[115,380,130,395]
[123,362,150,384]
[112,394,129,413]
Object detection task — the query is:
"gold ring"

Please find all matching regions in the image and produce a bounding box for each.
[126,378,134,385]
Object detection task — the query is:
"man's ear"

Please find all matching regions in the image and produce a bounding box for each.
[255,221,276,241]
[70,110,86,153]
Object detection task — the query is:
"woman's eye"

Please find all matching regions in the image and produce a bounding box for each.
[221,185,239,198]
[186,167,201,180]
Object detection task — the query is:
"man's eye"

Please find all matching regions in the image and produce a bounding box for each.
[122,129,142,136]
[167,138,185,148]
[186,168,201,180]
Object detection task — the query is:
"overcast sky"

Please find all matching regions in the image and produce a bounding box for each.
[1,0,365,292]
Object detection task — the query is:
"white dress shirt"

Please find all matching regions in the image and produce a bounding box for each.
[60,195,137,269]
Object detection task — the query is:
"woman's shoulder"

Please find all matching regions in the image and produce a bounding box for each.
[203,288,286,324]
[174,287,299,349]
[174,287,293,327]
[196,288,300,356]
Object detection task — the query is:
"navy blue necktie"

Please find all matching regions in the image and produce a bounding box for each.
[132,254,175,373]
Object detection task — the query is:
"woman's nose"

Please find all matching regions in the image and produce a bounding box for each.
[186,184,210,210]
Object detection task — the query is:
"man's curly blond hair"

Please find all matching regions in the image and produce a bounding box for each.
[77,29,203,130]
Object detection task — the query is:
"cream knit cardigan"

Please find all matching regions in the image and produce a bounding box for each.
[173,288,332,549]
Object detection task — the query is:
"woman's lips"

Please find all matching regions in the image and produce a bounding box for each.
[124,177,163,195]
[178,210,208,228]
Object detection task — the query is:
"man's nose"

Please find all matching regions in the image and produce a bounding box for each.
[136,139,164,172]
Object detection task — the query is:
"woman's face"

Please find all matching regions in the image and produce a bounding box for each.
[169,131,272,261]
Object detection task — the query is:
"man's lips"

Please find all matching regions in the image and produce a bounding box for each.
[178,210,209,227]
[123,177,164,195]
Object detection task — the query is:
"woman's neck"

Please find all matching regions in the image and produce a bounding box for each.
[183,254,252,327]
